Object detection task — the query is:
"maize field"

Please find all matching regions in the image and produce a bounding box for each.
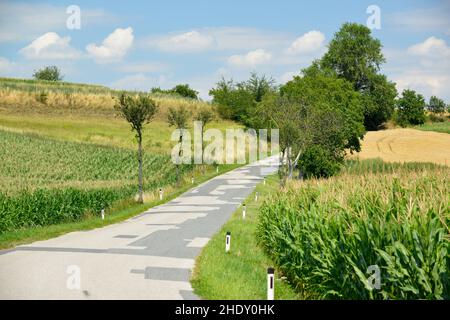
[258,163,449,299]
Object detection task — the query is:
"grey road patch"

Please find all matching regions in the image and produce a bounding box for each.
[114,235,139,239]
[131,266,191,282]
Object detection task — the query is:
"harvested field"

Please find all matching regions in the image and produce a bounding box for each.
[350,128,450,166]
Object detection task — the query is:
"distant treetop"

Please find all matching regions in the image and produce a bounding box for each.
[32,66,64,82]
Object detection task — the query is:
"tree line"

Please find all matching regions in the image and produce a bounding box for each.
[209,22,450,182]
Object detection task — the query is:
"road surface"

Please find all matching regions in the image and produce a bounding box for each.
[0,157,278,299]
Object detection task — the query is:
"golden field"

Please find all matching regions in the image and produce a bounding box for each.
[349,128,450,166]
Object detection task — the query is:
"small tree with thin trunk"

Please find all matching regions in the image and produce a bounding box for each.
[195,109,214,163]
[167,106,190,184]
[115,93,158,203]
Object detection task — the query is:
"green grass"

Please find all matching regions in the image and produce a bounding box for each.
[0,129,178,194]
[191,174,300,300]
[415,121,450,134]
[0,161,241,249]
[0,114,240,153]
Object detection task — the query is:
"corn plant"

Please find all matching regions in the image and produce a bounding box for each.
[257,165,449,299]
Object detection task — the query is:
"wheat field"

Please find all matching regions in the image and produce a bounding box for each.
[349,128,450,166]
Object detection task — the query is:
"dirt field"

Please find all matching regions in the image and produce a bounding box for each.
[350,128,450,166]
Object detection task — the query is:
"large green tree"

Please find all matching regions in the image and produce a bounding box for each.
[320,23,396,130]
[396,89,426,126]
[428,96,446,114]
[209,73,276,127]
[281,64,365,153]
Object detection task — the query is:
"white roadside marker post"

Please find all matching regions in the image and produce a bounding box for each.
[159,188,163,201]
[263,178,266,186]
[225,232,231,253]
[242,204,246,219]
[216,166,219,173]
[101,209,105,220]
[267,267,275,300]
[255,192,259,202]
[191,177,194,184]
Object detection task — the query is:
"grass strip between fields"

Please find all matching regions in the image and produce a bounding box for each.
[191,174,300,300]
[0,163,240,250]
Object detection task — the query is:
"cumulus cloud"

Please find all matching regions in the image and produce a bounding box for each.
[19,32,80,59]
[86,27,134,62]
[155,31,214,52]
[393,71,450,99]
[140,27,290,53]
[286,30,325,55]
[407,36,450,58]
[384,37,450,101]
[279,71,300,83]
[0,2,114,43]
[228,49,272,67]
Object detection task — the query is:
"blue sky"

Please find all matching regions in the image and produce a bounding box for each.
[0,0,449,100]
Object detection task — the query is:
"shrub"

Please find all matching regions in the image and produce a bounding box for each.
[298,145,341,178]
[32,66,63,81]
[396,89,426,126]
[35,91,48,104]
[428,113,445,123]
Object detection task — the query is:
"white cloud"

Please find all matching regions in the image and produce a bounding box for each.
[279,71,300,83]
[140,27,290,53]
[110,73,168,91]
[407,36,450,58]
[0,2,114,43]
[384,37,450,101]
[228,49,272,67]
[19,32,80,60]
[393,71,450,100]
[86,27,134,63]
[286,31,325,55]
[155,31,214,52]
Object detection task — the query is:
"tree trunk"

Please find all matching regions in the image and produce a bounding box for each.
[137,133,143,204]
[201,126,205,173]
[176,131,183,185]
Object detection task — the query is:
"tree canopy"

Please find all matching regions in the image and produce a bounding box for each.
[33,66,64,81]
[319,23,396,130]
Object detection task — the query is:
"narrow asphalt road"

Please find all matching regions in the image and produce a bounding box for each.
[0,157,278,299]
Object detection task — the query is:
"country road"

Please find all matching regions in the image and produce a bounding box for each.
[0,157,278,299]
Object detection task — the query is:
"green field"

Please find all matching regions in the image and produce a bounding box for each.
[259,163,449,299]
[193,160,450,300]
[415,121,450,134]
[0,77,241,244]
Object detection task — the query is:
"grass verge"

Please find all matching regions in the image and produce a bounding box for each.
[191,174,299,300]
[0,163,240,250]
[415,121,450,134]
